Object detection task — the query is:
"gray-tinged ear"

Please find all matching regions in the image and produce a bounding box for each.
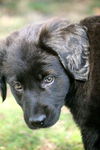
[39,19,89,81]
[0,40,7,101]
[0,76,7,101]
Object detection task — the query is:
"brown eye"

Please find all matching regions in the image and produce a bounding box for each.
[43,75,54,84]
[13,81,23,92]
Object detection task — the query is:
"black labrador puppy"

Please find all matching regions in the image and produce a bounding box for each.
[0,16,100,150]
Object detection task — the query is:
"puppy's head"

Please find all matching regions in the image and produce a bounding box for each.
[0,19,89,129]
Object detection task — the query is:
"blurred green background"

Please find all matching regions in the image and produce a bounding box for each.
[0,0,100,150]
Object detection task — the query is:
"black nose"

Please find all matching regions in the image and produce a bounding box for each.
[29,114,46,127]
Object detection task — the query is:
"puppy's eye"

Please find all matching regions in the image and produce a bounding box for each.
[43,75,54,85]
[13,81,23,92]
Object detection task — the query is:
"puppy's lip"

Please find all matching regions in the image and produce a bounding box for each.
[29,126,41,130]
[24,110,61,129]
[26,120,58,130]
[28,124,52,130]
[26,123,41,130]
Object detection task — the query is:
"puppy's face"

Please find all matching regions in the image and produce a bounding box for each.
[4,42,70,129]
[0,19,89,129]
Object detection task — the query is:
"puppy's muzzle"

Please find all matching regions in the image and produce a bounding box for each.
[29,114,46,128]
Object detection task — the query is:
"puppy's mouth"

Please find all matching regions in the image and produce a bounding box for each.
[26,122,56,130]
[24,112,60,130]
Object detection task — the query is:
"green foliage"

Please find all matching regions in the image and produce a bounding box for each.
[28,1,52,13]
[27,1,69,14]
[91,0,100,8]
[0,0,72,15]
[87,0,100,14]
[0,0,19,12]
[0,0,99,16]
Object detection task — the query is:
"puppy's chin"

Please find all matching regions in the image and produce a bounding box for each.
[26,120,59,130]
[24,114,60,130]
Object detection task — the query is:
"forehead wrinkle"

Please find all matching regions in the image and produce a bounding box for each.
[16,53,59,80]
[4,38,61,78]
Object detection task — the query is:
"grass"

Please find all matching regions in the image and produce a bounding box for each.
[0,91,83,150]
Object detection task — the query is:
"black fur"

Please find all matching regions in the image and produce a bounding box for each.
[0,16,100,150]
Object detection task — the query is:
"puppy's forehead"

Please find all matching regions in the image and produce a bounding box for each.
[5,23,42,48]
[4,40,60,78]
[19,23,42,42]
[3,21,63,78]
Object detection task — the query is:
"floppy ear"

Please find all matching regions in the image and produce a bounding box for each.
[0,76,7,101]
[0,41,7,101]
[39,19,89,81]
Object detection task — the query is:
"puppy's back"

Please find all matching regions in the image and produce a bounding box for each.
[81,16,100,108]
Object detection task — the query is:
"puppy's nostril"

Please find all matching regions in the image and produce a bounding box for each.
[29,114,46,127]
